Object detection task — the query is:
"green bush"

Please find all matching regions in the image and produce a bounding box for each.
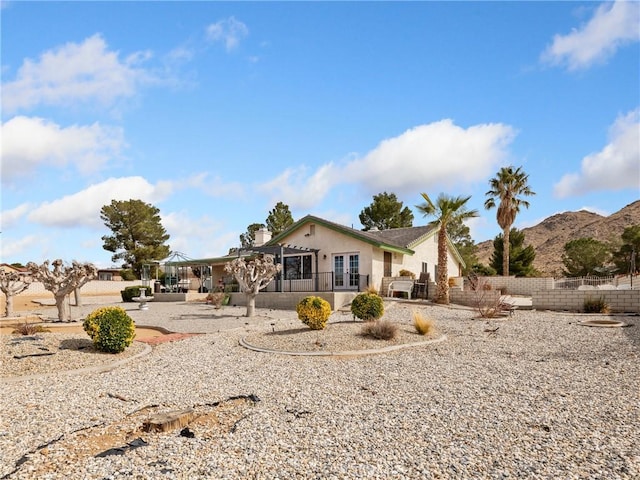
[351,292,384,321]
[121,286,152,302]
[83,306,136,353]
[296,296,332,330]
[583,296,610,314]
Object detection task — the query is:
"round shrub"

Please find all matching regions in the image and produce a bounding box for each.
[121,286,152,302]
[296,296,332,330]
[351,292,384,321]
[83,306,136,353]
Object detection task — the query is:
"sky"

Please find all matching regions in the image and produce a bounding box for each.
[1,1,639,269]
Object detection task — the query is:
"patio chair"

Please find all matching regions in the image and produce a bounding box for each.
[413,272,429,299]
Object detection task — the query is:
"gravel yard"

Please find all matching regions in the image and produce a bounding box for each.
[1,300,638,479]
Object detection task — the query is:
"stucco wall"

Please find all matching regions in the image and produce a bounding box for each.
[228,291,357,310]
[2,280,142,297]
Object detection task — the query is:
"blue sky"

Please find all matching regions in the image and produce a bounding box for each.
[1,1,639,268]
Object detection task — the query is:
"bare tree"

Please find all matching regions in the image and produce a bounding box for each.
[0,270,34,317]
[224,255,281,317]
[27,260,98,322]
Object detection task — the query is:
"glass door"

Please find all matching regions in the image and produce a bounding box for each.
[334,254,345,289]
[334,253,359,290]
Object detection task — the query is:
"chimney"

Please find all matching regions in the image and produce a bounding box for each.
[254,228,272,247]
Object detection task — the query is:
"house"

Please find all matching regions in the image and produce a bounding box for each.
[96,268,123,281]
[256,215,465,294]
[157,215,465,308]
[0,264,29,275]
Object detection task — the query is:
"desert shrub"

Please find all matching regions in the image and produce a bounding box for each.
[12,321,50,335]
[121,286,152,302]
[398,269,415,279]
[296,296,332,330]
[351,292,384,321]
[83,306,135,353]
[413,311,434,335]
[206,292,230,308]
[584,296,610,314]
[361,320,398,340]
[364,284,379,295]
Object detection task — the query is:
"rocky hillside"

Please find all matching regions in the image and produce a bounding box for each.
[475,200,640,276]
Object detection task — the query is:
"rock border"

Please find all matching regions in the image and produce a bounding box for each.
[239,333,447,357]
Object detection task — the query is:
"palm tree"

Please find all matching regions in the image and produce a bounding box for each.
[416,193,479,304]
[484,166,535,276]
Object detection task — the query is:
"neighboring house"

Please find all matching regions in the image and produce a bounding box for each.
[165,215,465,294]
[96,268,123,281]
[0,264,29,275]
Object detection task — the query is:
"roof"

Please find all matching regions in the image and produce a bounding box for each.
[164,214,465,267]
[267,215,437,255]
[269,215,465,266]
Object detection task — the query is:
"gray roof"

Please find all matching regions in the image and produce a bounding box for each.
[361,225,437,249]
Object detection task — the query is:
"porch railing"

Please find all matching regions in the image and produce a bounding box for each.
[225,272,369,293]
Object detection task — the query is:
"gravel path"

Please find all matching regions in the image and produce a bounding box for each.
[1,300,638,479]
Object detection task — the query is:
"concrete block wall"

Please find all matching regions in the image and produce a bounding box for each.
[473,276,554,295]
[450,288,501,308]
[532,290,640,313]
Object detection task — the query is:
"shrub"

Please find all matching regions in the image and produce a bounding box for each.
[361,320,398,340]
[413,311,434,335]
[364,284,379,295]
[398,269,415,279]
[121,286,152,302]
[12,320,50,335]
[206,292,230,308]
[296,296,332,330]
[83,306,136,353]
[584,296,610,314]
[351,292,384,321]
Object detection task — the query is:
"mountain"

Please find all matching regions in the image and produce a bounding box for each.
[475,200,640,276]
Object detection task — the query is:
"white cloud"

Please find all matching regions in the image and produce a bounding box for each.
[1,116,125,183]
[259,163,340,210]
[187,172,247,198]
[259,120,516,210]
[541,1,640,70]
[1,234,40,258]
[162,211,234,257]
[2,34,156,113]
[206,17,249,51]
[554,108,640,198]
[27,177,174,228]
[0,203,33,229]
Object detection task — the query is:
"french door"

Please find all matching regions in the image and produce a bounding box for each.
[334,253,359,290]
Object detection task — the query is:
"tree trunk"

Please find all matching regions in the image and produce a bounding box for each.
[245,292,257,317]
[4,295,14,317]
[74,287,83,307]
[436,227,450,304]
[502,227,510,277]
[55,293,71,322]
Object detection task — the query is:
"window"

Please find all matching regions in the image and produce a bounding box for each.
[284,255,312,280]
[421,262,428,273]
